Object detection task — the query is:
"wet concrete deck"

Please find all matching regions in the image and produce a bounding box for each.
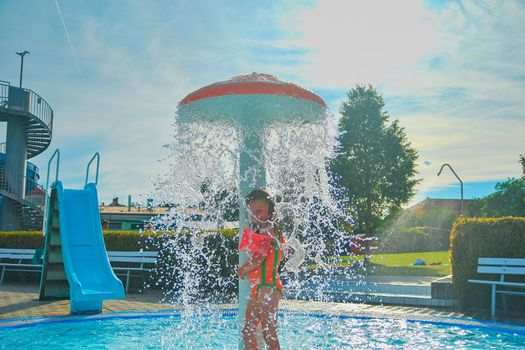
[0,282,490,322]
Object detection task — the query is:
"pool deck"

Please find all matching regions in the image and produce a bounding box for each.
[1,282,524,329]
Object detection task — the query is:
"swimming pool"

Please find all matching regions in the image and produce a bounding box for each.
[1,309,524,349]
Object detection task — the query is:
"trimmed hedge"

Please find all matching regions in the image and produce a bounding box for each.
[0,229,238,251]
[450,217,525,311]
[149,230,238,302]
[0,231,44,248]
[0,229,240,301]
[0,230,149,251]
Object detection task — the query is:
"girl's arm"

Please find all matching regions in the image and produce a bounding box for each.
[237,252,266,278]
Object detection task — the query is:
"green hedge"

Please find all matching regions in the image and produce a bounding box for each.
[0,231,44,248]
[450,217,525,311]
[0,230,149,250]
[0,229,240,301]
[0,229,238,251]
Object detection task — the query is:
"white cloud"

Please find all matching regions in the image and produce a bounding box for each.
[277,0,525,194]
[274,0,447,88]
[2,0,524,205]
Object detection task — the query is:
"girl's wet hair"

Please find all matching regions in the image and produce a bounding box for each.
[246,189,275,218]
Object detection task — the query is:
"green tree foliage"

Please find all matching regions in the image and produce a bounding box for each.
[468,155,525,217]
[330,85,420,234]
[479,178,525,217]
[199,181,239,221]
[520,154,525,179]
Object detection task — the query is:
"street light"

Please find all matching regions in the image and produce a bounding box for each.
[16,50,30,88]
[437,163,464,216]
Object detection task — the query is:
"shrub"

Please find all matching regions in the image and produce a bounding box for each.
[0,229,240,300]
[0,231,44,248]
[0,230,151,251]
[0,229,238,251]
[450,217,525,311]
[144,229,238,302]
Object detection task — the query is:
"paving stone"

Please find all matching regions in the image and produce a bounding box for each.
[1,283,524,325]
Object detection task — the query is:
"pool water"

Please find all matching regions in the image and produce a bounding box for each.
[1,312,524,349]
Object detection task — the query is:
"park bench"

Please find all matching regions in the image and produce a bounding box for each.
[1,248,158,293]
[468,257,525,319]
[0,248,43,284]
[107,251,159,293]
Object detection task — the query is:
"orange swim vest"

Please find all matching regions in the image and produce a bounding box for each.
[246,226,285,298]
[240,228,273,256]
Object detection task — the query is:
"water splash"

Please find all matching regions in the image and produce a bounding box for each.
[144,95,364,346]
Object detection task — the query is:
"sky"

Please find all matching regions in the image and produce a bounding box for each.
[0,0,524,207]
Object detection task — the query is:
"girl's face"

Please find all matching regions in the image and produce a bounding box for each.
[248,199,270,225]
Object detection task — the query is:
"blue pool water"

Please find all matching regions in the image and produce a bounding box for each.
[1,312,524,349]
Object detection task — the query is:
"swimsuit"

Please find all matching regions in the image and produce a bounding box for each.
[248,226,285,298]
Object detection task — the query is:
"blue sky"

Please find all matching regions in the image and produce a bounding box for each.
[0,0,524,206]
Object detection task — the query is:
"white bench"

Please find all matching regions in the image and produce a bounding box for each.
[0,248,43,284]
[108,251,158,293]
[468,257,525,319]
[0,248,158,293]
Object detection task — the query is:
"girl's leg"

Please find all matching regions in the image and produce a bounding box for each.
[258,286,281,350]
[242,295,260,350]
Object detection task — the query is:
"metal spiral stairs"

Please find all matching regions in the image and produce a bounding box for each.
[0,80,53,230]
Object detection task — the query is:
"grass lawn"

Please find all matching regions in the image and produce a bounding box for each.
[369,251,451,277]
[324,251,451,277]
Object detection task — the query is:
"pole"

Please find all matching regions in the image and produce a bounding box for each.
[437,163,464,216]
[238,125,266,350]
[16,51,30,88]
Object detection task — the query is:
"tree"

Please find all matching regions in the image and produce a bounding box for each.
[330,85,420,234]
[477,155,525,217]
[199,180,239,221]
[466,155,525,218]
[480,178,525,217]
[520,154,525,179]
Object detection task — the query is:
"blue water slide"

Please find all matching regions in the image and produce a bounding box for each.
[56,181,124,313]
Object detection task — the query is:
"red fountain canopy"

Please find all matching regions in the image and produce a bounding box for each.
[179,73,327,108]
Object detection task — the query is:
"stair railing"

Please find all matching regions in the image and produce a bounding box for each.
[43,149,60,235]
[85,152,100,186]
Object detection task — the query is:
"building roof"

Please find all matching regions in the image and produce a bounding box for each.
[99,206,204,216]
[406,197,473,213]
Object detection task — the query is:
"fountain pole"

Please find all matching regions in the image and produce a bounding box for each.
[176,73,328,349]
[237,124,266,349]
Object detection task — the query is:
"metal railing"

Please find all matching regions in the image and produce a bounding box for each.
[0,80,53,136]
[25,176,46,208]
[0,166,46,208]
[85,152,100,186]
[0,81,8,109]
[43,149,60,235]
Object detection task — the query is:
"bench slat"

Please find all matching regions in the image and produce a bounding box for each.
[496,290,525,296]
[0,249,36,254]
[2,254,35,260]
[468,279,525,287]
[478,258,525,266]
[108,251,158,257]
[1,263,43,268]
[113,267,153,271]
[477,266,525,275]
[109,257,157,263]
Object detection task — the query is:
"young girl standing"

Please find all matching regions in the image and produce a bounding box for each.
[237,189,285,350]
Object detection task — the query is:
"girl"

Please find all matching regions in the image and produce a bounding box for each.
[237,189,284,350]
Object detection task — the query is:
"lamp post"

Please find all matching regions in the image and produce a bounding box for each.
[437,163,464,216]
[16,51,30,88]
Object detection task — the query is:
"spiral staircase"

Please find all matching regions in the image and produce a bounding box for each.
[0,80,53,230]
